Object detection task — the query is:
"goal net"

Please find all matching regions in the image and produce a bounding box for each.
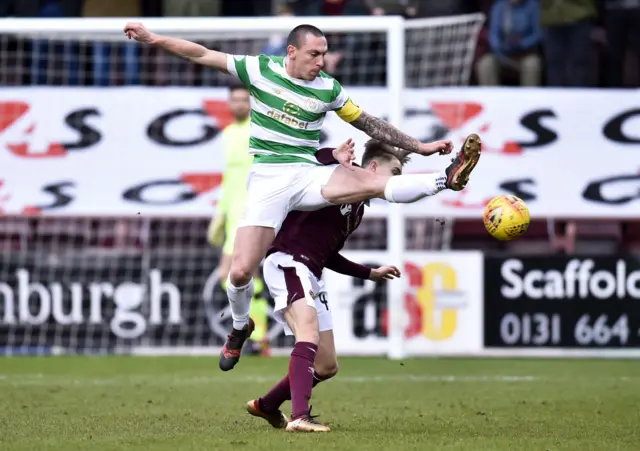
[0,14,484,357]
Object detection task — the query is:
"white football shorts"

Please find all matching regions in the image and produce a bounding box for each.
[262,251,333,336]
[238,163,338,231]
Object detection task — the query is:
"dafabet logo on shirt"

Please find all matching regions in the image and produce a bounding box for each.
[267,108,310,129]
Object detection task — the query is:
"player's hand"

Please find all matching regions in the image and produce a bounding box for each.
[418,140,454,156]
[332,138,356,170]
[124,22,156,44]
[369,265,401,281]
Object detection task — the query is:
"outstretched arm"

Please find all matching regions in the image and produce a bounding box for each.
[325,253,401,281]
[351,111,420,153]
[325,252,372,280]
[350,110,453,156]
[331,89,452,157]
[124,22,228,72]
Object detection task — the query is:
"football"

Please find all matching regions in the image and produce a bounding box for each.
[483,195,530,240]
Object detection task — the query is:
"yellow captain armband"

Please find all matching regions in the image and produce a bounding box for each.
[335,98,363,123]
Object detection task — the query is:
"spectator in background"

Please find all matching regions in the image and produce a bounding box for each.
[262,4,295,55]
[362,0,419,17]
[83,0,140,16]
[0,0,39,16]
[30,1,84,85]
[288,0,369,16]
[221,0,269,16]
[417,0,479,17]
[1,0,83,17]
[541,0,597,87]
[83,0,142,85]
[603,0,640,87]
[476,0,542,86]
[163,0,220,16]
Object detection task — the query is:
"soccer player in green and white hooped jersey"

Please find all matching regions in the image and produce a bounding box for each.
[124,22,482,371]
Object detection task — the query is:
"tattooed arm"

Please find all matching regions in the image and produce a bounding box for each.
[350,111,453,156]
[124,22,229,72]
[351,111,420,152]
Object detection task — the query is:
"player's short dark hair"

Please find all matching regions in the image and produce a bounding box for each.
[286,24,325,48]
[362,139,411,167]
[228,81,248,94]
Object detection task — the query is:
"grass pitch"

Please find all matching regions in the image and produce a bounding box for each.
[1,356,639,451]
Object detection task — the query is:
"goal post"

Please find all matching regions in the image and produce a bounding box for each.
[0,13,485,357]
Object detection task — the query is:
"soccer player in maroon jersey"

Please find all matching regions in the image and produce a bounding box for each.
[246,139,409,432]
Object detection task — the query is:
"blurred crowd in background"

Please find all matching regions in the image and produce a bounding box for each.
[0,0,638,88]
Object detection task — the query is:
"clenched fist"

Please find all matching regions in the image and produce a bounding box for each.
[418,139,454,156]
[124,22,156,44]
[369,265,401,281]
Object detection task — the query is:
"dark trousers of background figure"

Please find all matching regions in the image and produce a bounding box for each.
[0,0,84,17]
[543,19,591,87]
[220,0,271,16]
[476,52,542,86]
[0,0,39,16]
[163,0,221,16]
[605,8,640,87]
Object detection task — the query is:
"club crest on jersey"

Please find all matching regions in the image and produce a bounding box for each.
[340,204,352,216]
[305,98,322,113]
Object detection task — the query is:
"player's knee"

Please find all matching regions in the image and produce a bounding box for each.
[315,360,339,379]
[229,264,253,287]
[351,169,381,198]
[323,167,382,204]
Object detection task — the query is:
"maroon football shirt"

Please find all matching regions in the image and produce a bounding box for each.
[267,148,371,280]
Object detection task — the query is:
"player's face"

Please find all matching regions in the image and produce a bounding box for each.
[289,34,328,80]
[368,158,403,177]
[229,88,250,120]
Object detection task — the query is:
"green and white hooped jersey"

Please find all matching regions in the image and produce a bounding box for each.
[226,54,363,165]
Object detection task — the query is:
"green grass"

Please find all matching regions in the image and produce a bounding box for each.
[1,357,639,450]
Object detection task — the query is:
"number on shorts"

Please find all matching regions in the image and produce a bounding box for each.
[318,292,329,311]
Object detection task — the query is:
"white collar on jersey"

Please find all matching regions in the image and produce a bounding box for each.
[282,57,292,78]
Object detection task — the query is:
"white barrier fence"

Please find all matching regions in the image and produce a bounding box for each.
[1,87,639,219]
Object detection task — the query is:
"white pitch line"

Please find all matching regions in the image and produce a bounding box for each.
[0,374,545,387]
[1,374,639,388]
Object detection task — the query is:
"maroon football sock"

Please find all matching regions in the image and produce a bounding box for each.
[259,375,291,413]
[289,341,318,420]
[259,369,329,414]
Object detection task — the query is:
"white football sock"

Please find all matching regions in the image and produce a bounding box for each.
[383,172,447,203]
[226,276,254,330]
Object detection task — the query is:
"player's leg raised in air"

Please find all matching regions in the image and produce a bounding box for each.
[321,133,482,205]
[246,252,337,432]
